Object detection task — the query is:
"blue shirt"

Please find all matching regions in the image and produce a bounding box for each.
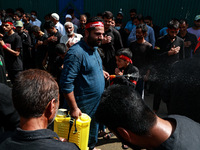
[60,40,105,109]
[128,24,155,48]
[124,20,136,32]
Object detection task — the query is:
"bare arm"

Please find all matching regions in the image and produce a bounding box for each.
[0,40,20,56]
[63,91,82,119]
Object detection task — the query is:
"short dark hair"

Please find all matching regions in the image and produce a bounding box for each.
[144,16,152,21]
[31,10,38,16]
[179,19,188,25]
[12,69,59,118]
[14,11,22,18]
[95,84,156,136]
[32,25,41,33]
[102,11,113,19]
[136,24,148,33]
[43,20,55,29]
[130,9,137,13]
[167,19,179,29]
[55,43,67,55]
[86,17,104,32]
[2,16,13,23]
[135,14,144,22]
[116,48,132,59]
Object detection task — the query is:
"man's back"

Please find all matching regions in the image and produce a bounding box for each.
[0,129,79,150]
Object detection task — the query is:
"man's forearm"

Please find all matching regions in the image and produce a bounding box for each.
[63,91,78,110]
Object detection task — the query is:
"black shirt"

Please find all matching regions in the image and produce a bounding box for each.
[100,27,123,74]
[130,41,153,75]
[0,128,80,150]
[177,32,197,58]
[3,32,23,71]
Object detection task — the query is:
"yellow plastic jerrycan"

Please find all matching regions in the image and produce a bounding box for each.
[54,109,91,150]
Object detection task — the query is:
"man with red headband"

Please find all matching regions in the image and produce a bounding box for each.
[153,19,184,113]
[0,16,23,83]
[60,17,108,150]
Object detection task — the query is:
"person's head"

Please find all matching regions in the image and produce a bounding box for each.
[32,25,41,37]
[117,8,123,20]
[64,21,74,35]
[1,16,14,32]
[30,10,38,21]
[136,24,148,40]
[144,16,153,26]
[97,12,103,19]
[50,13,60,24]
[16,8,24,15]
[43,20,56,35]
[194,15,200,28]
[179,19,188,34]
[167,19,179,39]
[44,13,51,22]
[55,43,68,59]
[95,84,157,149]
[79,14,87,28]
[84,17,104,48]
[115,19,122,30]
[13,11,22,21]
[130,9,137,20]
[12,69,59,125]
[22,13,31,23]
[115,48,133,69]
[102,11,113,30]
[133,14,144,26]
[65,14,72,22]
[15,20,24,33]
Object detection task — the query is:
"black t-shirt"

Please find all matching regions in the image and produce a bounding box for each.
[129,41,153,75]
[3,32,23,71]
[156,115,200,150]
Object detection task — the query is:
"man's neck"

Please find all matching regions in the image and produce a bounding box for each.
[7,30,14,36]
[133,117,175,149]
[20,116,48,131]
[68,33,75,38]
[137,38,145,44]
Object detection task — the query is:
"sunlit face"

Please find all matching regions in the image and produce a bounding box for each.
[65,24,74,35]
[179,22,188,33]
[13,15,20,21]
[86,26,104,47]
[2,22,13,32]
[79,16,87,26]
[167,29,179,39]
[103,18,112,29]
[115,56,128,69]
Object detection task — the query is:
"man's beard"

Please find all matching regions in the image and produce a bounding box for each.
[87,34,102,47]
[68,30,74,36]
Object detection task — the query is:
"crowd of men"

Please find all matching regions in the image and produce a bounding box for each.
[1,7,200,150]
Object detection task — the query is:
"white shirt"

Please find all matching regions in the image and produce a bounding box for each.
[60,33,83,49]
[30,19,41,27]
[55,22,66,36]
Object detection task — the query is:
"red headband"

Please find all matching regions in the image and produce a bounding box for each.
[85,21,104,29]
[3,22,13,25]
[119,55,132,64]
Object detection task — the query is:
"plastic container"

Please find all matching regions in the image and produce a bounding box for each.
[54,109,91,150]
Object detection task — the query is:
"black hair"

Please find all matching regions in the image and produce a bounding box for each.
[16,8,24,14]
[102,11,113,19]
[86,16,104,32]
[43,20,55,29]
[179,19,188,25]
[116,48,132,59]
[55,43,67,55]
[2,16,13,23]
[144,16,152,21]
[31,25,41,33]
[167,19,179,29]
[31,10,38,16]
[130,9,137,13]
[95,84,156,135]
[136,24,148,33]
[14,11,22,18]
[12,69,59,118]
[134,14,144,22]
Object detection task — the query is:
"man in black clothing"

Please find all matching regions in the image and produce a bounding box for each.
[15,21,32,70]
[43,21,62,77]
[95,84,200,150]
[0,17,23,83]
[0,69,79,150]
[32,25,48,69]
[77,14,87,37]
[100,11,123,74]
[153,19,184,112]
[178,19,197,58]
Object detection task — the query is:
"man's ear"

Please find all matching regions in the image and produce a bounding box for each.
[117,127,131,143]
[45,99,56,117]
[85,29,89,38]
